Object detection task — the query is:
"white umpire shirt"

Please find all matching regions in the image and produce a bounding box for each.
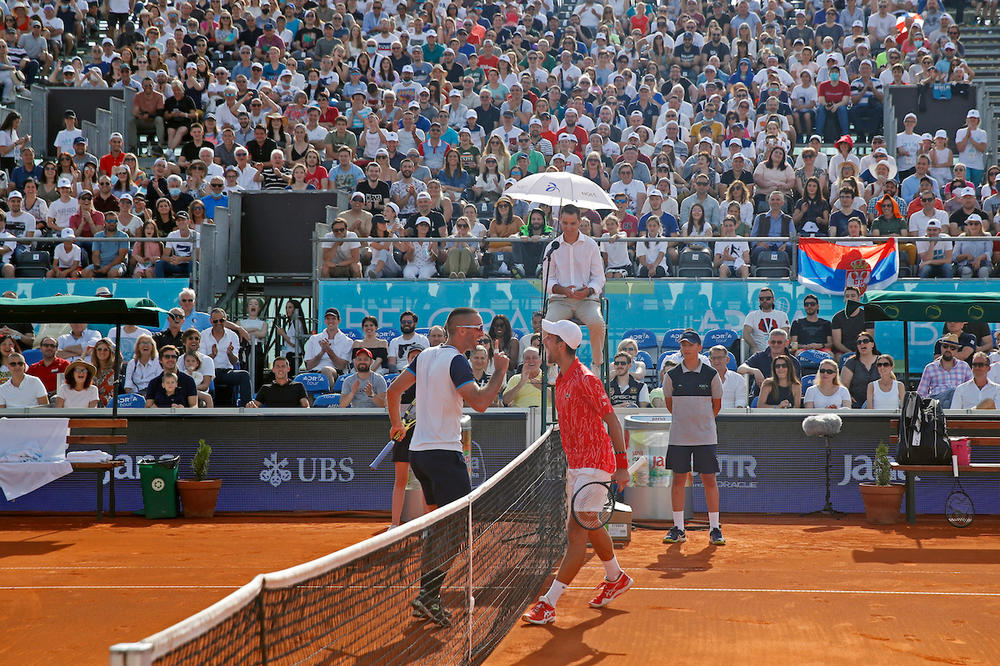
[541,233,605,298]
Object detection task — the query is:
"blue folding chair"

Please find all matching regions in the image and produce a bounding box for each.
[312,393,341,408]
[332,375,345,393]
[377,327,400,342]
[341,327,363,341]
[415,327,430,336]
[117,393,146,408]
[295,372,331,396]
[622,328,659,355]
[702,328,739,351]
[801,374,816,394]
[383,373,399,385]
[661,328,685,351]
[727,351,737,371]
[839,352,855,368]
[21,348,42,365]
[798,349,833,374]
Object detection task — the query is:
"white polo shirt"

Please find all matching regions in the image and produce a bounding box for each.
[407,345,474,453]
[952,378,1000,410]
[0,374,48,407]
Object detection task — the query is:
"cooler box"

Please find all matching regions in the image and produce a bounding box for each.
[138,455,180,519]
[623,414,675,520]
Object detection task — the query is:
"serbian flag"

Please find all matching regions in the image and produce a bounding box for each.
[797,238,899,296]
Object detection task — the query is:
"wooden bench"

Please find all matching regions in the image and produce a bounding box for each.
[67,418,127,520]
[889,418,1000,524]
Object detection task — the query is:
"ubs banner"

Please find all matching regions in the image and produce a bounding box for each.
[0,412,530,513]
[320,278,997,369]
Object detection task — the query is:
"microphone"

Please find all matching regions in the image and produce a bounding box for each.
[545,240,560,260]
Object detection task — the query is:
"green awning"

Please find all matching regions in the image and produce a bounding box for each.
[858,291,1000,323]
[0,296,165,326]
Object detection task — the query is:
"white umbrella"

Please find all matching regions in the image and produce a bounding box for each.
[503,172,616,210]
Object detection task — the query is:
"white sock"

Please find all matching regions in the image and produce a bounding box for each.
[602,555,623,581]
[673,511,685,531]
[709,512,720,529]
[544,580,568,606]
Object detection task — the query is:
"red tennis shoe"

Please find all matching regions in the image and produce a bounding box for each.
[521,597,556,625]
[588,572,633,608]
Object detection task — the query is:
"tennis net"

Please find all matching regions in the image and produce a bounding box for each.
[110,426,567,666]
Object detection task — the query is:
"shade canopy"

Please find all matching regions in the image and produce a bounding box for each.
[503,172,616,210]
[857,291,1000,323]
[0,296,165,326]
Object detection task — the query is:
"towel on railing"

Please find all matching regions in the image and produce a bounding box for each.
[0,418,72,501]
[66,450,113,463]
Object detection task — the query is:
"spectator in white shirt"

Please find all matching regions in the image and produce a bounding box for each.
[57,322,101,363]
[124,334,162,395]
[200,307,253,406]
[303,307,354,389]
[709,344,748,408]
[0,353,49,407]
[743,287,790,355]
[952,352,1000,410]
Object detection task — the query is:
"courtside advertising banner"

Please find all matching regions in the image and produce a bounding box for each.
[797,238,899,296]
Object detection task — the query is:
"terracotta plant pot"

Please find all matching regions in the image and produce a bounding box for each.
[859,483,905,525]
[177,479,222,518]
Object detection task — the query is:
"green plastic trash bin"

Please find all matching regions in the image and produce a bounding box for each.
[139,456,180,519]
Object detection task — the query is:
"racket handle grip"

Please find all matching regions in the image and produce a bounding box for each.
[952,454,959,477]
[369,440,395,470]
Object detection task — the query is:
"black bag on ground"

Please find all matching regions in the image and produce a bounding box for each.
[897,391,952,465]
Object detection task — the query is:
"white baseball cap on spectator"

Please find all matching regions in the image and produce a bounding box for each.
[728,138,742,147]
[58,177,73,188]
[459,127,471,135]
[61,228,76,238]
[925,219,943,229]
[529,118,542,127]
[904,113,917,122]
[852,20,864,27]
[960,187,978,197]
[921,133,933,141]
[802,221,820,234]
[551,153,566,162]
[385,132,398,142]
[935,129,948,139]
[385,202,399,214]
[402,65,414,73]
[7,191,22,200]
[466,109,478,119]
[647,187,662,197]
[967,213,984,224]
[449,89,461,97]
[350,192,365,201]
[415,216,431,227]
[945,42,957,51]
[968,110,981,119]
[416,191,432,201]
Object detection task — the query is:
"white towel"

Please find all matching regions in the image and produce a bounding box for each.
[66,450,113,463]
[0,461,73,501]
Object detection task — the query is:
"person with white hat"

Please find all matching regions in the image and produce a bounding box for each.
[953,214,992,278]
[521,318,631,625]
[956,109,988,187]
[46,227,82,278]
[916,218,954,279]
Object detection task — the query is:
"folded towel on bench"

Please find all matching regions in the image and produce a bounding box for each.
[66,451,114,463]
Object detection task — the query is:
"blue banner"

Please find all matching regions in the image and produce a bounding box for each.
[320,279,997,369]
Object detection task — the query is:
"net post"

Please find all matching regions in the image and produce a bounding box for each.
[108,643,153,666]
[467,501,473,662]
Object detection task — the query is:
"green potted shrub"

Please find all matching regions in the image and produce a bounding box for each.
[859,442,904,525]
[176,440,222,518]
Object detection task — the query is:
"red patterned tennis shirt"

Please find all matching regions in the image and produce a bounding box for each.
[554,358,615,473]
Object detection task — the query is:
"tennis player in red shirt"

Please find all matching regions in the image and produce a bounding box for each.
[522,319,632,625]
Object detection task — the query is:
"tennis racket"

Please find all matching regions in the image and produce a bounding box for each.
[369,402,416,471]
[571,458,645,531]
[945,454,974,528]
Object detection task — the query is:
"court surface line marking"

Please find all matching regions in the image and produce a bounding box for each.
[2,584,1000,597]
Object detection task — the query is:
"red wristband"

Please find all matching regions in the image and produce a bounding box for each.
[615,452,627,470]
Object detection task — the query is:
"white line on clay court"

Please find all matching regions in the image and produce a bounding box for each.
[2,584,999,597]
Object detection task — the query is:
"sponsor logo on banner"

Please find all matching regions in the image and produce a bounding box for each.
[693,454,759,489]
[838,454,908,485]
[260,452,355,486]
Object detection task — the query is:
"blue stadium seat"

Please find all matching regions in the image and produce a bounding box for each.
[117,393,146,408]
[798,349,833,374]
[727,351,737,371]
[512,328,527,340]
[377,327,400,342]
[839,352,855,368]
[750,396,759,408]
[656,351,669,373]
[623,328,658,354]
[341,327,363,340]
[384,373,399,385]
[801,374,816,394]
[702,328,739,351]
[415,327,430,336]
[312,393,341,408]
[21,348,42,365]
[332,375,345,393]
[295,372,330,395]
[661,328,685,351]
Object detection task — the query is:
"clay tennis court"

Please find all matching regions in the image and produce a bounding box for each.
[2,514,998,664]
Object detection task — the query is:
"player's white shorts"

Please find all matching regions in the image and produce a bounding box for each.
[566,467,612,514]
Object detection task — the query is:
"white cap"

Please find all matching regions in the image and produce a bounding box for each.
[7,190,22,200]
[945,41,957,50]
[385,131,398,141]
[647,187,662,197]
[960,187,978,197]
[935,129,948,139]
[552,153,566,161]
[459,127,471,135]
[926,218,943,229]
[450,89,461,97]
[415,216,431,226]
[968,109,981,119]
[402,64,414,73]
[385,201,399,214]
[417,191,432,200]
[541,318,582,349]
[802,221,820,234]
[465,109,478,119]
[61,227,75,238]
[904,113,918,122]
[58,177,73,188]
[967,213,984,223]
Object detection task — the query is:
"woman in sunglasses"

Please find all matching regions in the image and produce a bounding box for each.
[758,354,801,409]
[841,334,880,408]
[867,354,904,410]
[804,359,852,409]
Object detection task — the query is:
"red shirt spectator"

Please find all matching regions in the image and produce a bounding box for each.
[817,79,852,106]
[28,357,69,393]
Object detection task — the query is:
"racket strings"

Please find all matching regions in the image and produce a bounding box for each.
[946,484,974,528]
[572,482,615,530]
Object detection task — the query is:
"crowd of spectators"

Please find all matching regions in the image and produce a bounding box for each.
[0,0,991,280]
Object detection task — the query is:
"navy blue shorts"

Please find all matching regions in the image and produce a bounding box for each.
[409,449,471,506]
[391,426,413,463]
[666,444,720,475]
